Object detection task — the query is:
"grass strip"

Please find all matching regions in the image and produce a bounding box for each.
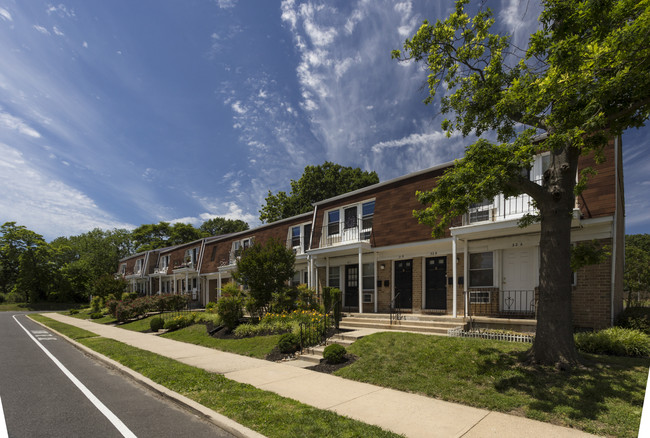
[161,324,281,359]
[31,315,402,438]
[336,332,648,438]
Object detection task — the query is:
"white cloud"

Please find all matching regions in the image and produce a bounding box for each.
[52,26,64,36]
[231,101,247,114]
[33,25,50,35]
[371,131,450,153]
[0,143,132,239]
[0,7,12,22]
[215,0,237,9]
[0,111,41,138]
[82,41,88,48]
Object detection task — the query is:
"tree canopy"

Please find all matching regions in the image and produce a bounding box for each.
[625,234,650,302]
[259,162,379,223]
[199,217,249,236]
[393,0,650,367]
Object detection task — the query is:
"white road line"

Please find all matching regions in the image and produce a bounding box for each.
[0,395,9,438]
[12,316,137,438]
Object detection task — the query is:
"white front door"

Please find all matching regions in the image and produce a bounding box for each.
[501,247,536,313]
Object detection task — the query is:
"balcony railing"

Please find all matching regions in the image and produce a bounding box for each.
[319,223,372,248]
[173,260,195,270]
[153,266,168,275]
[468,289,537,319]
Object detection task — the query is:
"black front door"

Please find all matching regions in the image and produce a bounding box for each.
[345,265,359,308]
[394,260,413,309]
[425,256,447,310]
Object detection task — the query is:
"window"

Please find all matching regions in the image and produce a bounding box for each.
[291,226,301,247]
[469,252,494,287]
[292,271,301,287]
[344,206,357,229]
[328,266,340,289]
[210,246,217,261]
[135,259,143,273]
[328,210,340,236]
[120,264,126,275]
[361,201,374,239]
[363,293,373,303]
[362,263,374,290]
[468,199,492,223]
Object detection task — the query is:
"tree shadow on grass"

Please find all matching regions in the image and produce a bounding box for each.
[476,347,648,424]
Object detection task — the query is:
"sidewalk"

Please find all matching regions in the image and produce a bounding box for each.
[43,313,596,438]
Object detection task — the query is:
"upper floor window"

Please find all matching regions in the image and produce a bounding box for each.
[135,259,143,273]
[120,264,126,275]
[232,237,254,257]
[291,226,301,247]
[328,211,340,236]
[325,199,375,239]
[468,199,492,224]
[210,246,217,261]
[160,255,169,268]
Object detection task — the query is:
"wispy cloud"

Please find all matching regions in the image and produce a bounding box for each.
[0,7,12,22]
[0,110,41,138]
[0,143,132,239]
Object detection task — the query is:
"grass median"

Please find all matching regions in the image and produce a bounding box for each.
[335,331,648,438]
[29,314,401,438]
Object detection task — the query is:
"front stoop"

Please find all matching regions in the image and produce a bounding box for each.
[297,332,360,364]
[339,313,466,335]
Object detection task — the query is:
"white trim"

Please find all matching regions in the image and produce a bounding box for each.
[452,236,458,318]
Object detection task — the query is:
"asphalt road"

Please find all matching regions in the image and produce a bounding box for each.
[0,312,235,438]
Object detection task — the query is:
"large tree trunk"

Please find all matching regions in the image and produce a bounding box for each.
[529,147,581,368]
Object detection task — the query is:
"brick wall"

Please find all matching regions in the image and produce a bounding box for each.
[572,238,613,330]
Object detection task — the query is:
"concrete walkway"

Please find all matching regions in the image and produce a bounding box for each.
[43,313,596,438]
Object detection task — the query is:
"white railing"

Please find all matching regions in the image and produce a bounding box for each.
[319,223,372,248]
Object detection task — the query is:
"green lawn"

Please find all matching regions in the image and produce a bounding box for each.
[335,331,648,438]
[162,324,281,359]
[29,315,400,438]
[63,307,117,324]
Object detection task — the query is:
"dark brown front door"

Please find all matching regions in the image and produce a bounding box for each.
[345,265,359,308]
[394,260,412,309]
[425,257,447,310]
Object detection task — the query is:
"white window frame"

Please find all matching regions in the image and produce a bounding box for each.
[469,251,495,288]
[324,198,376,240]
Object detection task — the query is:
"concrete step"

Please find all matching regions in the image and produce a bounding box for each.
[339,321,450,335]
[342,316,462,328]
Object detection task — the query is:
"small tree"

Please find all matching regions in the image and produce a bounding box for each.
[92,274,127,300]
[233,238,295,317]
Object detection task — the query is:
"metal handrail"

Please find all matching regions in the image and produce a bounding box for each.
[390,292,402,325]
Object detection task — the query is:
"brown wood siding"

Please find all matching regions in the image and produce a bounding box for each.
[577,139,617,219]
[200,215,312,274]
[311,166,453,249]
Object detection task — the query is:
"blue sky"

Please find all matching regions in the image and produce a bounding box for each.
[0,0,648,241]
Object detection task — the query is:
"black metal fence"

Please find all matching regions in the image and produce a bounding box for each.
[468,289,537,319]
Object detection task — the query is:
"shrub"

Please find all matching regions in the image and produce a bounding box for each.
[323,343,347,364]
[163,314,196,332]
[205,301,217,313]
[277,333,300,354]
[90,296,104,314]
[575,327,650,357]
[150,316,164,332]
[616,307,650,335]
[68,309,79,315]
[216,295,243,331]
[121,292,138,302]
[90,312,103,319]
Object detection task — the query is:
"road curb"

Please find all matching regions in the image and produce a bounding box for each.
[29,315,266,438]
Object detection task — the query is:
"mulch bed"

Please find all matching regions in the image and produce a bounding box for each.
[306,354,358,374]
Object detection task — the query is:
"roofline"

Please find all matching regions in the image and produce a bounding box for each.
[206,211,314,243]
[312,160,455,207]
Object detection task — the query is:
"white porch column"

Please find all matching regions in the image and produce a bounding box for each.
[314,258,319,294]
[173,273,177,294]
[358,247,363,314]
[217,272,222,300]
[452,236,458,318]
[464,240,469,317]
[185,273,189,295]
[374,251,378,313]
